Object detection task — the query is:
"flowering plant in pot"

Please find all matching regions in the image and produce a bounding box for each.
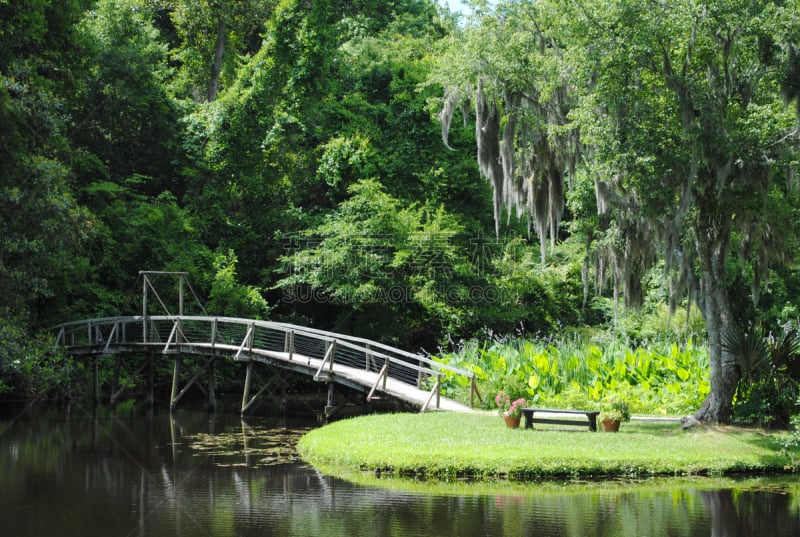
[600,397,630,431]
[495,391,527,419]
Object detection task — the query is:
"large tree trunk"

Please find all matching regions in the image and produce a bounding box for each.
[207,16,226,102]
[693,204,739,423]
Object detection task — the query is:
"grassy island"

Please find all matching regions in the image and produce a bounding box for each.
[297,412,798,481]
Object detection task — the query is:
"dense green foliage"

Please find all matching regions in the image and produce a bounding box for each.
[436,332,710,416]
[724,322,800,427]
[1,0,800,425]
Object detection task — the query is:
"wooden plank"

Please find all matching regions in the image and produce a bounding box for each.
[529,418,591,427]
[524,407,600,416]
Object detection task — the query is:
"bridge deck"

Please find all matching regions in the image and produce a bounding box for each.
[255,349,471,412]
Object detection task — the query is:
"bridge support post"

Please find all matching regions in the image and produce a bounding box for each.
[169,355,216,410]
[324,383,336,417]
[146,354,154,407]
[93,355,100,405]
[241,362,253,416]
[170,355,182,410]
[240,363,287,416]
[208,357,216,410]
[111,354,122,404]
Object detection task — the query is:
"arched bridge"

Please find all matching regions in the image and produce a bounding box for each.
[52,315,481,415]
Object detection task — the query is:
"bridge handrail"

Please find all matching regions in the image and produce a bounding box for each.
[51,315,472,377]
[50,315,479,406]
[266,321,473,379]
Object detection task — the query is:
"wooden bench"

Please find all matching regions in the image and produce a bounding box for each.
[521,408,600,431]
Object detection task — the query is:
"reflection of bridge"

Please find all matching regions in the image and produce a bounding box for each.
[52,315,480,415]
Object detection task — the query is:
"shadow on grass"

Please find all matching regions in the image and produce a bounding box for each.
[738,427,799,472]
[528,420,682,436]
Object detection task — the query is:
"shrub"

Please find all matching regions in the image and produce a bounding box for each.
[435,332,709,415]
[601,396,631,422]
[728,322,800,428]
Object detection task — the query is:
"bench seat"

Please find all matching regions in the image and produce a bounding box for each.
[521,407,600,431]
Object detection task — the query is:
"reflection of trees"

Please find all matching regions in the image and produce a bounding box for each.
[700,489,798,537]
[701,490,743,537]
[488,491,708,537]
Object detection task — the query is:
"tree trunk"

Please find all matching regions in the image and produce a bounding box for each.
[693,204,739,423]
[207,17,226,102]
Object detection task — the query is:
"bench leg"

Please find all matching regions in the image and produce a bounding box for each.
[588,414,598,431]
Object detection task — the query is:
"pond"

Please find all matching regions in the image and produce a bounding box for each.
[1,404,799,537]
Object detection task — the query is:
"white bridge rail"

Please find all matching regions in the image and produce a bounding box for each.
[52,315,480,413]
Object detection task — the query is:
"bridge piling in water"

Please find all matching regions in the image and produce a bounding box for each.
[111,355,122,403]
[240,363,287,416]
[208,357,216,410]
[92,355,100,405]
[241,361,253,415]
[146,353,154,407]
[169,354,217,410]
[170,355,181,410]
[326,383,335,416]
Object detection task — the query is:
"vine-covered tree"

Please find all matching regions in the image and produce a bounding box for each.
[436,0,800,422]
[71,0,181,194]
[166,0,272,102]
[0,0,89,323]
[183,0,485,299]
[0,0,90,397]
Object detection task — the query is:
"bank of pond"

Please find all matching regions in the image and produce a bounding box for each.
[297,411,800,482]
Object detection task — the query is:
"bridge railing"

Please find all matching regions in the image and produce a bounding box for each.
[52,316,482,409]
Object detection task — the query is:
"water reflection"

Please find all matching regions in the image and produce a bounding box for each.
[0,405,798,537]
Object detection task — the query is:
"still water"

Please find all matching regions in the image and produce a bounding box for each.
[2,404,799,537]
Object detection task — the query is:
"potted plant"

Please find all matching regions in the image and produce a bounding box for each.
[600,397,631,432]
[495,391,527,428]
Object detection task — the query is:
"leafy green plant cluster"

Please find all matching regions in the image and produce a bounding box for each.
[0,319,86,401]
[601,396,631,422]
[727,323,800,428]
[780,416,800,458]
[435,334,709,416]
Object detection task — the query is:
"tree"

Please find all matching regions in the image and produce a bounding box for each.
[436,0,800,422]
[63,0,210,318]
[183,0,489,303]
[71,0,180,194]
[206,249,272,319]
[166,0,272,102]
[0,0,89,323]
[0,0,91,398]
[275,179,474,346]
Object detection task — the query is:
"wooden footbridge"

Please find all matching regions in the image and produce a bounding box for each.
[51,313,481,416]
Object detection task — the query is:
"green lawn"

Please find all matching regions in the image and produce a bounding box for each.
[297,412,797,481]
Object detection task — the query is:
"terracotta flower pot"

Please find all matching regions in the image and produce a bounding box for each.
[602,418,621,432]
[503,413,521,428]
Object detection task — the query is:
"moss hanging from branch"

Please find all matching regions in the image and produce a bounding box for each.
[475,78,504,239]
[438,87,462,151]
[441,80,573,266]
